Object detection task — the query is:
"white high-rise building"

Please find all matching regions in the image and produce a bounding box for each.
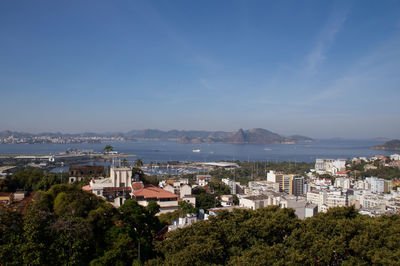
[315,159,346,175]
[267,170,277,182]
[366,177,384,193]
[334,178,351,189]
[307,191,327,210]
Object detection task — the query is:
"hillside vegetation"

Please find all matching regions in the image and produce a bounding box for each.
[373,139,400,151]
[150,207,400,265]
[2,183,400,265]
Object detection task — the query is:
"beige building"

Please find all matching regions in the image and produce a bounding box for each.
[248,180,280,195]
[83,166,133,207]
[110,167,133,187]
[306,191,327,209]
[326,193,347,208]
[162,180,195,206]
[239,195,270,210]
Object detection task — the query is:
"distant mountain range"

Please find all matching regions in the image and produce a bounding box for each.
[124,128,314,144]
[0,128,314,144]
[0,130,125,139]
[373,139,400,151]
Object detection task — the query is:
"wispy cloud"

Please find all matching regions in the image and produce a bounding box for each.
[130,1,222,72]
[199,78,212,90]
[305,7,348,75]
[308,33,400,103]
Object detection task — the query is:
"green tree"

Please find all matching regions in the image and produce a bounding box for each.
[121,158,129,167]
[50,217,93,264]
[87,202,117,257]
[104,144,113,153]
[178,201,197,214]
[154,207,299,265]
[0,206,24,265]
[195,193,216,210]
[91,226,137,266]
[22,192,56,265]
[232,194,239,205]
[117,199,161,262]
[134,159,144,168]
[209,180,231,196]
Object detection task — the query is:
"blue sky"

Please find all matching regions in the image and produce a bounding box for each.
[1,0,400,138]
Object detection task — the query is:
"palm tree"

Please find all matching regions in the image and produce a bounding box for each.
[104,144,113,153]
[134,159,144,168]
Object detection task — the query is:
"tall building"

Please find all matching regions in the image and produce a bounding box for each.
[267,171,285,191]
[292,176,305,196]
[283,174,293,194]
[366,177,385,193]
[303,182,310,195]
[384,180,392,193]
[267,170,277,182]
[334,177,351,189]
[315,158,346,175]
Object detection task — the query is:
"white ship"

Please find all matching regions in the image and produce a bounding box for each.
[192,149,201,153]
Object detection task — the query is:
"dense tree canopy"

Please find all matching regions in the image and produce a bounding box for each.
[0,169,68,192]
[209,180,231,196]
[0,184,162,265]
[2,170,400,265]
[149,206,400,265]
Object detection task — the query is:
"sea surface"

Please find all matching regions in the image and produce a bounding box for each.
[0,139,394,163]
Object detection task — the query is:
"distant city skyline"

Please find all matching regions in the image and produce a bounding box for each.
[1,0,400,139]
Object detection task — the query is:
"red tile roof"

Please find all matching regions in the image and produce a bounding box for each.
[133,184,178,199]
[82,185,92,191]
[335,171,348,175]
[103,187,131,192]
[132,182,144,191]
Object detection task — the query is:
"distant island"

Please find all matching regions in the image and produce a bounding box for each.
[177,128,313,144]
[0,128,314,145]
[373,139,400,151]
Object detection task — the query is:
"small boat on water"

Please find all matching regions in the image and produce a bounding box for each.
[192,149,201,153]
[264,148,272,151]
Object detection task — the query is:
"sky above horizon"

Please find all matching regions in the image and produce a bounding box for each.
[1,0,400,138]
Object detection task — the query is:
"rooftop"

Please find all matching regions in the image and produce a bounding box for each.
[133,184,178,200]
[244,195,270,201]
[82,185,92,191]
[132,182,144,191]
